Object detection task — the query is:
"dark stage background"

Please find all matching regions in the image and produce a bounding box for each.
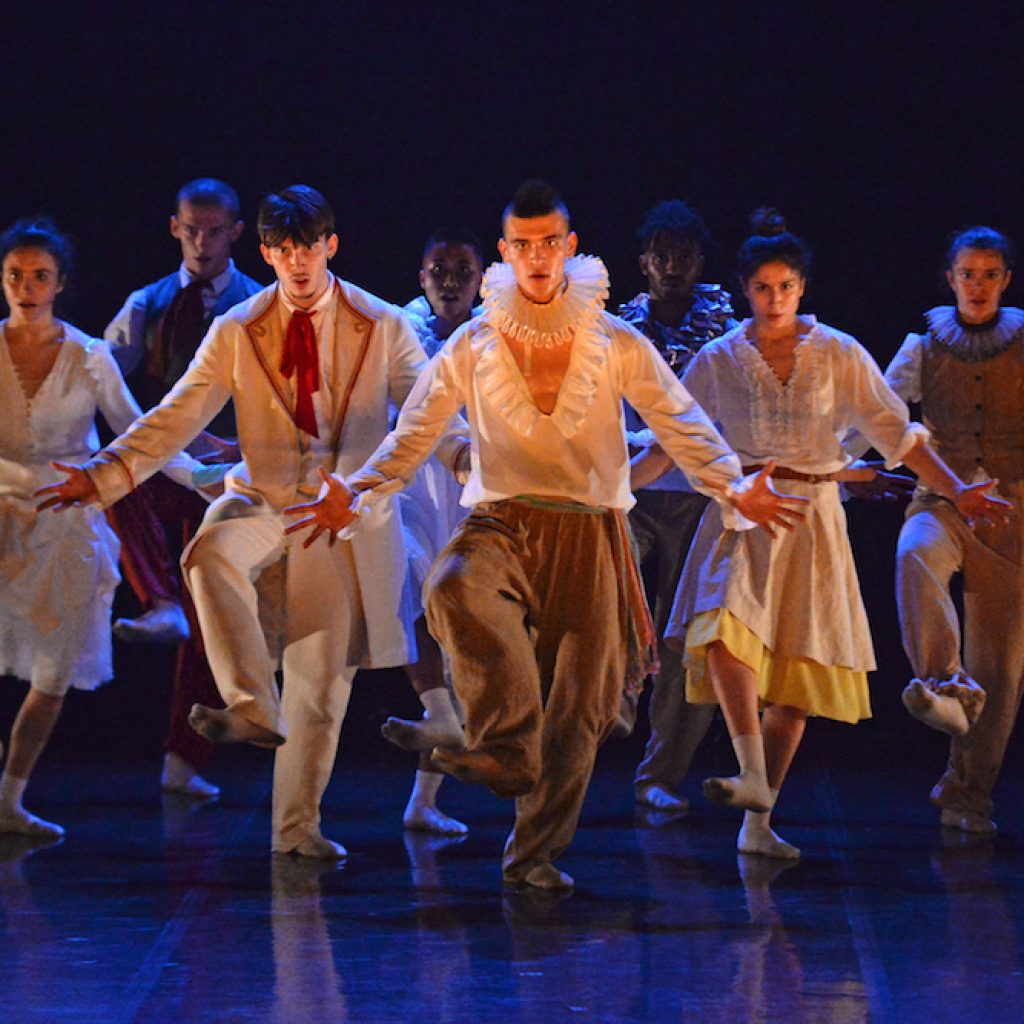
[3,3,1024,771]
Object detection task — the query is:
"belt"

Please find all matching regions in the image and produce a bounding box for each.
[742,464,876,484]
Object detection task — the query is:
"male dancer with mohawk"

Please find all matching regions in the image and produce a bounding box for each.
[287,180,805,891]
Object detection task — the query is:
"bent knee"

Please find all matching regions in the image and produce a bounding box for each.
[424,553,475,610]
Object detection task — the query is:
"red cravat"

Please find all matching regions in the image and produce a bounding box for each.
[280,309,321,437]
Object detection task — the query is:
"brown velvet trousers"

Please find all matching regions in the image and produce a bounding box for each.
[425,498,630,882]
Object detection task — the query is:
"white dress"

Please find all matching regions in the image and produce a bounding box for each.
[666,318,927,677]
[1,325,148,694]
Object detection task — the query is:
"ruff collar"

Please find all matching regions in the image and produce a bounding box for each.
[474,256,612,439]
[481,255,609,356]
[926,305,1024,362]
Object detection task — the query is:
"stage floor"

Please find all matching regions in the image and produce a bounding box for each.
[2,724,1022,1024]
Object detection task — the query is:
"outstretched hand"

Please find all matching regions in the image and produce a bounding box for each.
[729,462,809,538]
[34,462,99,512]
[843,460,916,503]
[955,479,1013,529]
[283,468,358,548]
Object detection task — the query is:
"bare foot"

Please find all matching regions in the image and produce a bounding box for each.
[403,804,468,835]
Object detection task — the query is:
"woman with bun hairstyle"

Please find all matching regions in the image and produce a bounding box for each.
[657,209,1008,859]
[0,218,199,840]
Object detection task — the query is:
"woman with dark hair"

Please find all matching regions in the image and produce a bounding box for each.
[0,218,197,839]
[872,226,1023,834]
[660,210,1008,859]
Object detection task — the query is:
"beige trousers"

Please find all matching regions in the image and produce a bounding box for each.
[425,499,629,882]
[897,500,1024,817]
[183,494,364,851]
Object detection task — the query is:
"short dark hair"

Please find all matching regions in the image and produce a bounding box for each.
[502,179,570,234]
[946,225,1015,270]
[637,200,709,252]
[257,185,335,248]
[736,207,811,282]
[0,217,75,280]
[422,226,484,264]
[176,178,242,220]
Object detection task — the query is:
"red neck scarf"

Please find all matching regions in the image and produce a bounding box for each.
[280,308,321,437]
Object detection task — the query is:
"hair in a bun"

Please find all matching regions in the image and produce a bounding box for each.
[737,207,810,282]
[749,207,787,239]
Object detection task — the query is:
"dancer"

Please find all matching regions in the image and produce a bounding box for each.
[39,186,462,859]
[286,181,805,891]
[661,210,1009,860]
[621,200,738,813]
[389,228,485,835]
[873,227,1022,833]
[0,219,199,839]
[105,177,263,799]
[105,178,262,645]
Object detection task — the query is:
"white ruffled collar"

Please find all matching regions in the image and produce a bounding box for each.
[736,315,819,389]
[925,305,1024,362]
[474,255,612,439]
[480,254,609,350]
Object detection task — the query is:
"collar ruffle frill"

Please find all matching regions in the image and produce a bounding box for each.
[926,305,1024,362]
[477,255,611,438]
[733,316,825,463]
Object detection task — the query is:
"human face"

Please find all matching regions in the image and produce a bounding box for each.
[946,247,1011,325]
[170,200,244,279]
[2,247,64,324]
[419,242,483,324]
[260,233,339,308]
[497,211,578,304]
[742,260,806,336]
[639,233,703,304]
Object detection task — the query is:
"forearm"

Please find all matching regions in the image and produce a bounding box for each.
[901,438,964,501]
[630,445,674,490]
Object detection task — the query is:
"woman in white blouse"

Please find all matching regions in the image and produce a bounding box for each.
[0,219,195,841]
[658,209,1008,860]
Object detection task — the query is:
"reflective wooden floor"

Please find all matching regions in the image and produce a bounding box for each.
[2,670,1022,1024]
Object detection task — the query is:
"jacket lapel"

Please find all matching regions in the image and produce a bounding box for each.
[243,287,298,425]
[328,282,376,457]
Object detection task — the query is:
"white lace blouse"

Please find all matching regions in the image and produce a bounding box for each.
[683,318,927,473]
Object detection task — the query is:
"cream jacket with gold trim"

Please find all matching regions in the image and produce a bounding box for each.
[84,276,467,667]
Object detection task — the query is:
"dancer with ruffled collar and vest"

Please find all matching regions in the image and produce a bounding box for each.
[620,200,739,815]
[285,180,807,891]
[863,227,1024,834]
[38,186,462,860]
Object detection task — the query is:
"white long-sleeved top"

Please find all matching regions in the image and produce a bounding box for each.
[685,318,927,473]
[348,308,745,520]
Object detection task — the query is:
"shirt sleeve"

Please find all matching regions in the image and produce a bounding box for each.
[85,337,205,492]
[347,327,470,507]
[618,328,743,500]
[884,332,925,404]
[840,338,928,469]
[103,290,149,376]
[85,319,233,505]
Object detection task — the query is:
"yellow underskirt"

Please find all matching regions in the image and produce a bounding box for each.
[685,609,871,724]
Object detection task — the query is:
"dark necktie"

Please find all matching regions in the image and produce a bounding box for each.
[150,278,211,396]
[280,309,321,437]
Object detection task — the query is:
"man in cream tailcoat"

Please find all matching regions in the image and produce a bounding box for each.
[39,186,465,858]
